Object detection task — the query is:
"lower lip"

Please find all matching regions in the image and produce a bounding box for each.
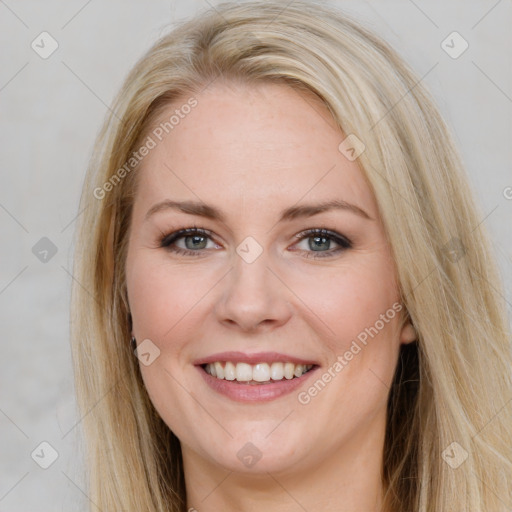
[196,365,319,402]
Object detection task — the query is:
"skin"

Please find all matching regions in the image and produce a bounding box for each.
[125,80,416,512]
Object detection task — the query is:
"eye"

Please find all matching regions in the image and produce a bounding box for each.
[158,226,352,259]
[159,227,219,257]
[291,228,352,259]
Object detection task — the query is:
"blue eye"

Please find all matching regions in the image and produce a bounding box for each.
[292,228,352,259]
[159,227,352,259]
[160,227,216,256]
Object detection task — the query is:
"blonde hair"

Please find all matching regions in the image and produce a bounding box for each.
[70,1,512,510]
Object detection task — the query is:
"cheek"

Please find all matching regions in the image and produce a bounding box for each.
[127,255,213,342]
[290,258,400,353]
[126,255,212,429]
[292,265,401,429]
[290,260,402,425]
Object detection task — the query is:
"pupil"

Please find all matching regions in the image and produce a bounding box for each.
[186,235,206,250]
[311,236,329,251]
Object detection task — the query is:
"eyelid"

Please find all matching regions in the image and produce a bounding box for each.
[158,226,352,257]
[293,228,352,247]
[159,226,215,248]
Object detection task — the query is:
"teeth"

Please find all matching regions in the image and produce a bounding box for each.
[204,361,314,383]
[253,363,269,382]
[214,361,223,379]
[224,361,236,380]
[284,362,295,380]
[270,362,284,380]
[236,362,252,381]
[294,364,304,377]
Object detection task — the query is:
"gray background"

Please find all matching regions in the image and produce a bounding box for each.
[1,0,511,510]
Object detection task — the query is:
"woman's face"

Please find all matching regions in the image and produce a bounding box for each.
[125,81,415,477]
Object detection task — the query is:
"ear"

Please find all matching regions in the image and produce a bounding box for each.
[399,319,417,345]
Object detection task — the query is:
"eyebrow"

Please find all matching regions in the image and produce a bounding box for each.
[145,198,374,223]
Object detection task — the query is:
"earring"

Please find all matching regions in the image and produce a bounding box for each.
[130,336,137,352]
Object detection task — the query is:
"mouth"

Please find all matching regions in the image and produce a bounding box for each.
[201,361,316,384]
[195,355,320,402]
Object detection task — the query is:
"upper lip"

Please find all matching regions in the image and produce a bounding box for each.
[193,351,319,366]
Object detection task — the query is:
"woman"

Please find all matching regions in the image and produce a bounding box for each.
[70,1,512,510]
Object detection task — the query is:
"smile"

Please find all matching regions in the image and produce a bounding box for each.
[203,361,314,383]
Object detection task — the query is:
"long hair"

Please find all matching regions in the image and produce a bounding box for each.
[70,1,512,510]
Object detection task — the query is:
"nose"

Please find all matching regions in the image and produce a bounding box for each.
[215,248,293,332]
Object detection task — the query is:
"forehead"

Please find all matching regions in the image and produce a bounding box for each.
[133,81,378,220]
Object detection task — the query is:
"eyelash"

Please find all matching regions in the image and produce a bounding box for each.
[158,226,352,259]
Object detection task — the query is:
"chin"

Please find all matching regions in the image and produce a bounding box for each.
[198,430,312,476]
